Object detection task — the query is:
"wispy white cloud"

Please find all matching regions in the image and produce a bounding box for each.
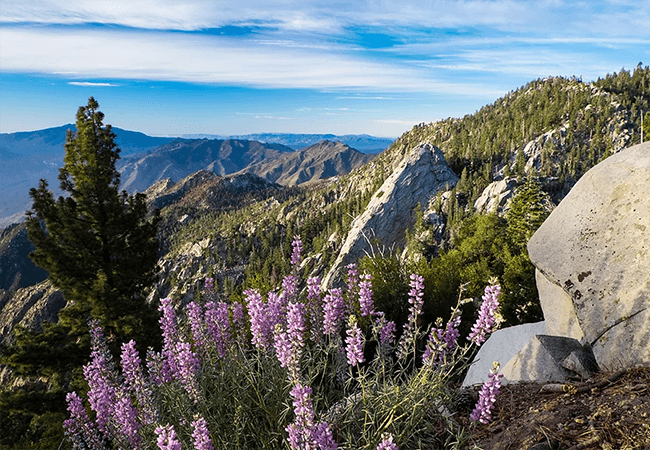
[0,27,498,95]
[68,81,119,87]
[3,0,648,39]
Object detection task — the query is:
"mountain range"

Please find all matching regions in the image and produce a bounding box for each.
[0,127,386,227]
[180,133,394,153]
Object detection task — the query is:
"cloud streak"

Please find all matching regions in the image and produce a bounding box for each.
[2,0,648,38]
[1,27,500,95]
[68,81,119,87]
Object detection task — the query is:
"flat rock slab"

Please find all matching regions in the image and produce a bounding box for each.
[501,335,598,383]
[462,321,546,386]
[528,141,650,369]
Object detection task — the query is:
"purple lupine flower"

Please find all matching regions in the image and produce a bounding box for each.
[155,424,182,450]
[121,340,157,424]
[275,302,306,381]
[306,277,323,342]
[114,393,141,449]
[423,309,462,366]
[286,383,316,450]
[191,417,214,450]
[376,433,398,450]
[158,298,179,350]
[158,298,179,381]
[422,322,444,366]
[88,319,116,374]
[407,274,425,322]
[443,312,461,353]
[63,392,104,449]
[468,284,501,346]
[345,316,365,366]
[230,301,246,346]
[204,277,215,293]
[375,313,396,348]
[120,340,142,393]
[291,235,303,266]
[245,288,272,350]
[397,274,425,360]
[470,362,503,424]
[268,291,288,330]
[346,264,359,294]
[282,275,298,303]
[358,273,374,317]
[313,422,338,450]
[231,301,244,325]
[274,326,292,368]
[323,288,345,335]
[187,301,207,355]
[146,349,170,386]
[173,341,202,402]
[205,301,231,358]
[83,323,117,435]
[345,264,360,314]
[307,277,321,301]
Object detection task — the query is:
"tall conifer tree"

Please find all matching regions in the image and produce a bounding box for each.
[25,97,161,350]
[0,98,160,448]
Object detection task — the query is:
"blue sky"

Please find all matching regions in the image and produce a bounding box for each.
[1,1,649,138]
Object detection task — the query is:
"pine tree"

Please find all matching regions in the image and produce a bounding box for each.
[506,177,550,251]
[24,97,161,351]
[0,98,161,448]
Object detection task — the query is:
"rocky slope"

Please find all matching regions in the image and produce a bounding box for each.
[0,224,47,291]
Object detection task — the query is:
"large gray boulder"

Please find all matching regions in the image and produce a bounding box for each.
[323,143,458,287]
[462,321,545,386]
[527,141,650,370]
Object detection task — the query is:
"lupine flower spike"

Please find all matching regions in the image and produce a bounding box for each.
[155,424,182,450]
[345,315,365,366]
[192,416,215,450]
[291,235,303,266]
[470,361,504,424]
[358,273,374,317]
[468,284,501,346]
[397,274,425,360]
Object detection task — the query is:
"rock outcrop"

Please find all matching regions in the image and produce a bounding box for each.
[473,178,518,214]
[323,142,458,287]
[501,141,650,380]
[0,280,64,346]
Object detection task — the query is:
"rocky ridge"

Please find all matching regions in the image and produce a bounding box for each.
[323,142,458,287]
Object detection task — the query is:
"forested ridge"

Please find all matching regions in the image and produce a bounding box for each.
[152,65,650,307]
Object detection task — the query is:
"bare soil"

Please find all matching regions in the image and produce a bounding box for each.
[457,366,650,450]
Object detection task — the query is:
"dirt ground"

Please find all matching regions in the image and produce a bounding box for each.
[457,366,650,450]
